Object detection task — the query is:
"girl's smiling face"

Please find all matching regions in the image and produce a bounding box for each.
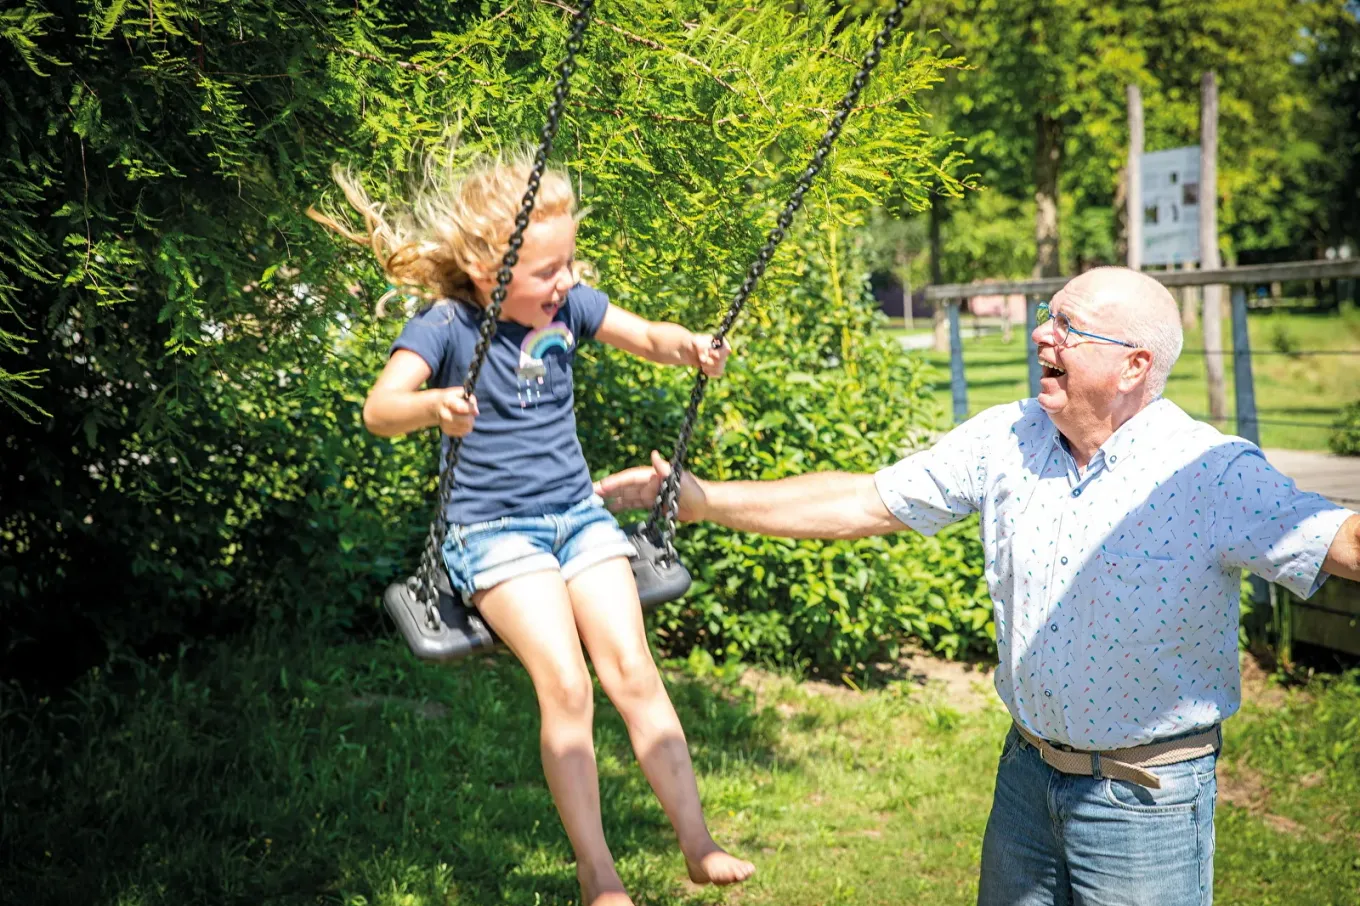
[469,213,578,329]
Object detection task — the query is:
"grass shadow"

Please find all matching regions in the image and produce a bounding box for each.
[0,622,785,906]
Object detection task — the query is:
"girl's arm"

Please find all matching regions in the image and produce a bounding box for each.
[594,304,730,376]
[363,349,479,438]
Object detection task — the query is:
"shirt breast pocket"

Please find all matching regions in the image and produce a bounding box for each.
[514,351,568,407]
[543,350,571,402]
[1090,549,1206,649]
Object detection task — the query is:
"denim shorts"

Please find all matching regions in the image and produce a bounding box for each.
[440,495,636,599]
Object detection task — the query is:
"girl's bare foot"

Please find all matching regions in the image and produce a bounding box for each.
[579,863,635,906]
[684,842,755,886]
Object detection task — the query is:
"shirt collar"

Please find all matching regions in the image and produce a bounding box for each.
[1043,397,1178,473]
[1097,397,1179,471]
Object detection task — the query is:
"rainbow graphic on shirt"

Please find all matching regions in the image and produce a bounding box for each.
[515,322,575,408]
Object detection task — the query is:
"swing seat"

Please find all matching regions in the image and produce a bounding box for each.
[383,570,499,662]
[624,522,693,608]
[386,525,692,662]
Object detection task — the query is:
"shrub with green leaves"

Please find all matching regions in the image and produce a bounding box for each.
[1330,400,1360,456]
[579,228,992,669]
[1,0,974,680]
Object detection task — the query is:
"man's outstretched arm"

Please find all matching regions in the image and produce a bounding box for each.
[1323,513,1360,582]
[594,450,909,540]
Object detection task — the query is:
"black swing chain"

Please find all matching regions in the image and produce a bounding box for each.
[645,0,909,558]
[413,0,596,628]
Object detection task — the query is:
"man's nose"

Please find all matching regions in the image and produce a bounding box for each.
[1032,321,1055,346]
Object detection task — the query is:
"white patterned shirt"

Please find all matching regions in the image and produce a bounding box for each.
[874,398,1353,750]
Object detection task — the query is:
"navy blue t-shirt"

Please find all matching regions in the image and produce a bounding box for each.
[390,283,610,524]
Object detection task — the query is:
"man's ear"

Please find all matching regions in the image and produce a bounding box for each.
[1121,348,1155,392]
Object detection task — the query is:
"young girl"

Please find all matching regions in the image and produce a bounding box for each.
[310,149,753,906]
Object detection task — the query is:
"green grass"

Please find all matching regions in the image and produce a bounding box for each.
[912,307,1360,451]
[4,627,1359,905]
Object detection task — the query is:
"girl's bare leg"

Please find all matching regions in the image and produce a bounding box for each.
[474,571,633,906]
[566,558,754,887]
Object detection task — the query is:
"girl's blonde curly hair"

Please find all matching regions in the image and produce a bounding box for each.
[308,146,578,310]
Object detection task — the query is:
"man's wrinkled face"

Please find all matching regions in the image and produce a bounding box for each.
[1033,286,1137,421]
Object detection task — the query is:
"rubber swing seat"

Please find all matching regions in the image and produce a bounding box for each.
[384,523,691,661]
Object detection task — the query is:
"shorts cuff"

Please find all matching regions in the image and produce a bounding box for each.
[473,553,561,592]
[560,542,637,583]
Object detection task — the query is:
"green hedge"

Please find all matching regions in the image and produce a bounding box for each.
[1,0,982,682]
[1330,401,1360,456]
[576,234,993,669]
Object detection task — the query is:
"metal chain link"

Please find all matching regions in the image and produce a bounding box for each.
[645,0,909,555]
[413,0,596,627]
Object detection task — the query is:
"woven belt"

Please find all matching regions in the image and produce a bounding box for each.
[1014,723,1222,790]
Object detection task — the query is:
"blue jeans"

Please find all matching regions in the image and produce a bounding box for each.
[978,726,1217,906]
[441,495,636,598]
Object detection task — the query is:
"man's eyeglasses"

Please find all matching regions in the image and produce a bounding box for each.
[1035,302,1137,349]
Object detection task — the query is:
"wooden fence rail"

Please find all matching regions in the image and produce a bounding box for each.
[923,258,1360,436]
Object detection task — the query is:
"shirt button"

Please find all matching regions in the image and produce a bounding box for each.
[1060,556,1069,565]
[1050,623,1058,632]
[1072,488,1082,498]
[1044,690,1054,698]
[1109,454,1118,463]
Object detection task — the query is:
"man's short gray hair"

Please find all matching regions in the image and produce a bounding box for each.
[1122,300,1183,398]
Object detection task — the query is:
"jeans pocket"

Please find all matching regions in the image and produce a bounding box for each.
[998,728,1022,765]
[1103,757,1207,813]
[440,530,475,597]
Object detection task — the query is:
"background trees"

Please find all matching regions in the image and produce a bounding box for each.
[4,0,1356,681]
[900,0,1359,282]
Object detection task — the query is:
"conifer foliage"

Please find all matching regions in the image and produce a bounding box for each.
[1,0,963,679]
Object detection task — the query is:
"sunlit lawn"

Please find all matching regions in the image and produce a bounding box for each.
[904,306,1360,452]
[4,625,1359,905]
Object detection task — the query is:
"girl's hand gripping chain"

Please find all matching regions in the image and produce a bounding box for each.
[433,387,479,437]
[692,334,731,377]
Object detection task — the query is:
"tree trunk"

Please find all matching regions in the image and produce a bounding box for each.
[1125,83,1143,269]
[1114,166,1129,266]
[894,237,913,331]
[1034,113,1063,278]
[1200,71,1227,425]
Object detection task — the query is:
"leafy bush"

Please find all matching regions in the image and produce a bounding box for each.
[579,230,994,671]
[1330,400,1360,456]
[1,0,973,683]
[1268,315,1302,357]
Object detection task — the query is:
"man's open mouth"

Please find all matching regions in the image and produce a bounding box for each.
[1040,360,1067,379]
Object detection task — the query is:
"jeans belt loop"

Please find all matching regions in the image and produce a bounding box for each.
[1090,751,1103,781]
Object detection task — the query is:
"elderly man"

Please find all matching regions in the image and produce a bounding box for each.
[596,267,1360,905]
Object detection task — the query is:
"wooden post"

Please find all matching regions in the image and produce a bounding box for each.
[948,299,967,423]
[1228,279,1272,643]
[1230,285,1260,446]
[1026,295,1041,398]
[1127,84,1143,270]
[1182,262,1200,331]
[1200,71,1228,426]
